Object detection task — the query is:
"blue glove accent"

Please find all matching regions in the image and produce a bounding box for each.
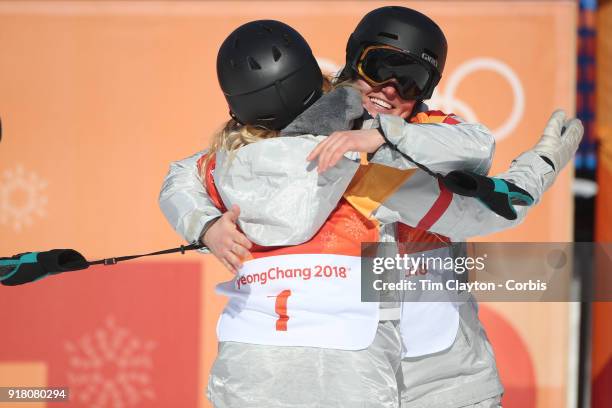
[492,178,534,206]
[0,252,39,281]
[443,171,535,221]
[477,178,535,219]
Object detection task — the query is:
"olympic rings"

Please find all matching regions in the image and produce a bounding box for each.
[430,57,525,142]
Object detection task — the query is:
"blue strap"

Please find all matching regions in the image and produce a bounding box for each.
[0,252,39,281]
[492,178,535,206]
[477,178,534,219]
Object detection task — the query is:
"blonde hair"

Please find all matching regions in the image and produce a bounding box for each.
[201,76,333,175]
[200,121,279,174]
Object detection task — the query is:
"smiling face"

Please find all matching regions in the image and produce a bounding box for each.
[353,78,417,119]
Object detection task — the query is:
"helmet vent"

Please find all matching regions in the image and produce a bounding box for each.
[377,32,399,40]
[260,24,273,34]
[272,46,282,61]
[302,90,317,105]
[233,37,240,49]
[283,34,292,46]
[247,56,261,70]
[257,115,276,122]
[230,59,236,68]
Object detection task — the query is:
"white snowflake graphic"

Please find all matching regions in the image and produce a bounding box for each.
[343,213,367,240]
[320,231,338,250]
[65,316,156,408]
[0,165,47,231]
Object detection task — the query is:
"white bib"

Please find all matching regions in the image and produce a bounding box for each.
[398,246,460,357]
[400,302,459,357]
[216,254,380,350]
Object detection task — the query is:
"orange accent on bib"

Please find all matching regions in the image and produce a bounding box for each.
[344,164,416,219]
[411,110,460,125]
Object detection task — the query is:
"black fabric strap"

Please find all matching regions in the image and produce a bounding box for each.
[88,243,204,266]
[379,126,443,180]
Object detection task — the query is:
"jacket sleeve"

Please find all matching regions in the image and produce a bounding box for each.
[369,113,495,175]
[372,151,553,240]
[158,150,222,250]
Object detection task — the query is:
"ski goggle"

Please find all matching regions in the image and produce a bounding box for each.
[356,45,436,100]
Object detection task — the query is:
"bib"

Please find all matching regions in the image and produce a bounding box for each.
[216,254,379,350]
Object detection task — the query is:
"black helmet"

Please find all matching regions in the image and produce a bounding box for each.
[217,20,323,130]
[342,6,447,99]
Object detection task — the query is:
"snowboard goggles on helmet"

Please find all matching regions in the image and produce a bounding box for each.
[356,45,436,100]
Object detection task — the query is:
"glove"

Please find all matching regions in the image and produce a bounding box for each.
[1,249,89,286]
[532,110,584,173]
[442,171,534,220]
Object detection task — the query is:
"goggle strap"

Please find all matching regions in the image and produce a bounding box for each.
[377,127,442,180]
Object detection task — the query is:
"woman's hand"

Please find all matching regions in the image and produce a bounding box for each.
[202,205,253,274]
[306,129,385,173]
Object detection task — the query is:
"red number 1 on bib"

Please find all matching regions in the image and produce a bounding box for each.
[272,290,291,331]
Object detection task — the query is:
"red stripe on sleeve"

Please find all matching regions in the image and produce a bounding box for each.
[416,179,453,230]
